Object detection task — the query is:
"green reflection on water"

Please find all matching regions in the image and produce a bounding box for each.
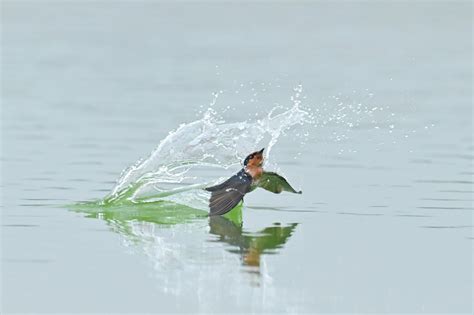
[70,200,297,270]
[71,199,208,225]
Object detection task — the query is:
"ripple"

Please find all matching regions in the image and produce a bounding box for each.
[421,198,473,202]
[395,214,433,218]
[4,259,52,264]
[318,163,365,169]
[5,214,51,218]
[429,153,474,161]
[18,203,54,207]
[415,179,473,185]
[45,186,73,190]
[247,206,323,213]
[421,225,473,229]
[2,224,39,228]
[417,206,474,210]
[336,212,383,216]
[24,177,54,181]
[100,180,117,184]
[438,190,474,194]
[69,161,104,165]
[247,206,289,210]
[68,143,99,148]
[22,198,67,201]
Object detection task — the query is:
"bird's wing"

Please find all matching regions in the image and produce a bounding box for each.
[205,171,252,216]
[205,176,235,192]
[257,172,302,194]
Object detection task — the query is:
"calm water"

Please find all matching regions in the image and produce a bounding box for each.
[2,2,473,314]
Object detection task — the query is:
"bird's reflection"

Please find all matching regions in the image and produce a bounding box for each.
[71,200,298,288]
[209,215,297,270]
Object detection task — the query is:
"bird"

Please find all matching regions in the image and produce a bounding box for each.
[205,148,302,216]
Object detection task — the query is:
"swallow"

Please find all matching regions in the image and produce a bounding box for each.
[205,148,302,216]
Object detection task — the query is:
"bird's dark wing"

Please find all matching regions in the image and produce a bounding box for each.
[257,172,302,194]
[205,170,252,216]
[205,176,236,192]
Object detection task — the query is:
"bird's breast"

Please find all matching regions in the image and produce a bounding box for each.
[245,166,263,179]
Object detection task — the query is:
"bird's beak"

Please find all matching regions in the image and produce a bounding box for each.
[259,148,264,154]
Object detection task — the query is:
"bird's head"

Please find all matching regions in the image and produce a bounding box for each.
[243,148,264,167]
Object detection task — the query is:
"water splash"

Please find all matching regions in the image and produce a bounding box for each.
[102,84,399,207]
[104,88,312,206]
